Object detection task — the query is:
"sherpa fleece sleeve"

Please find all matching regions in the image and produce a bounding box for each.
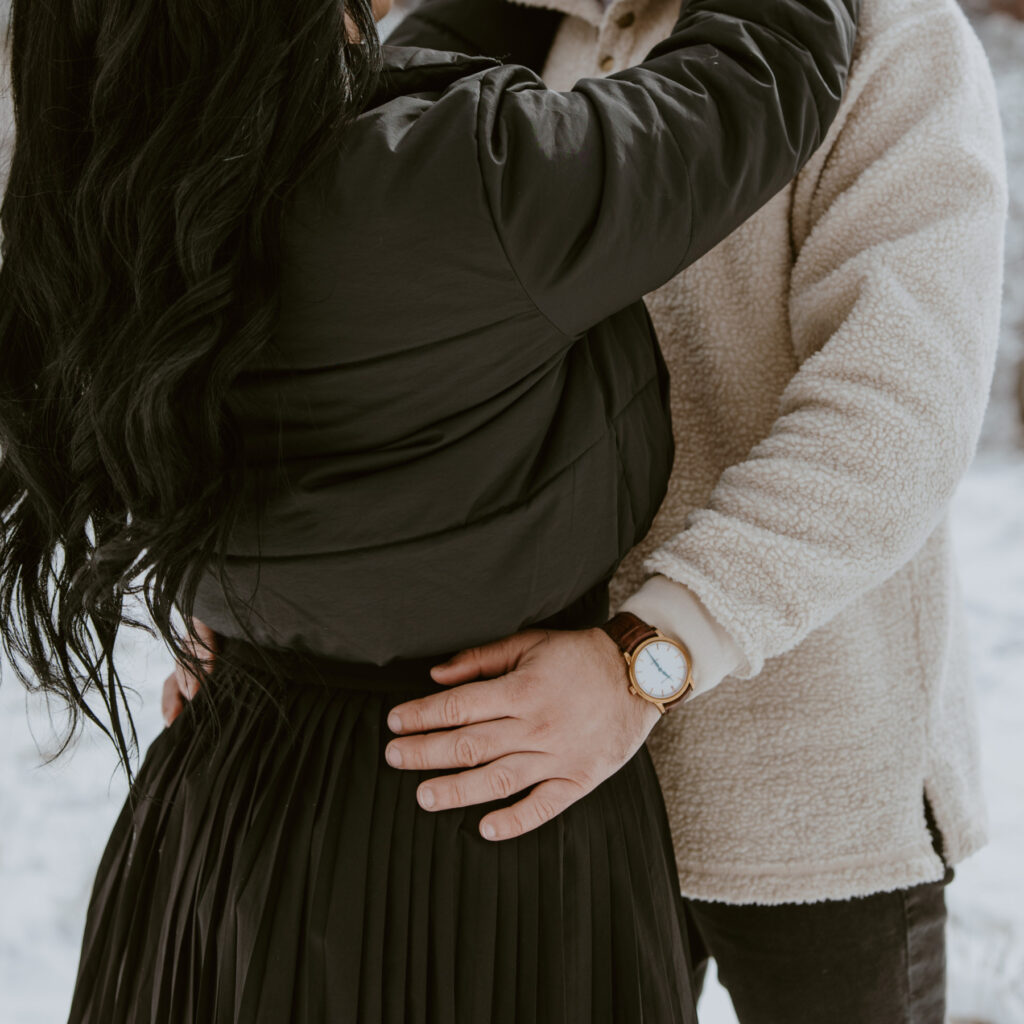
[472,0,859,338]
[637,3,1008,684]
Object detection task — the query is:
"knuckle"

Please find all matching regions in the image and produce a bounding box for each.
[463,645,488,671]
[506,809,527,836]
[441,690,463,727]
[452,733,479,767]
[500,635,520,656]
[447,778,467,808]
[490,764,518,799]
[534,796,559,823]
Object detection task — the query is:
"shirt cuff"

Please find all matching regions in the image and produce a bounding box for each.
[617,573,743,697]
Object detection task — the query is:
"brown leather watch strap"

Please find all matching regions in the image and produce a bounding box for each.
[600,611,658,655]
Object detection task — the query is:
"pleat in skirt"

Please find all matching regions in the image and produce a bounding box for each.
[67,589,698,1023]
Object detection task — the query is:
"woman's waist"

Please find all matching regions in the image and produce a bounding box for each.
[209,576,611,694]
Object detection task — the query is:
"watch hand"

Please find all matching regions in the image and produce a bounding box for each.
[649,654,672,680]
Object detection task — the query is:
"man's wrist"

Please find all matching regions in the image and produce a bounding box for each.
[617,574,742,698]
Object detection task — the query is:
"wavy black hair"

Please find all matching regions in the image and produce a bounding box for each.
[0,0,382,788]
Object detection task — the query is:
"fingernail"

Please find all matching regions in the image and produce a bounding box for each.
[481,822,496,840]
[385,744,402,767]
[419,787,435,809]
[387,712,402,733]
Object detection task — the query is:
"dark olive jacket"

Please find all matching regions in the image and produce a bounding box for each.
[192,0,859,664]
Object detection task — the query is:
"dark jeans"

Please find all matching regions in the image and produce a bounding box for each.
[683,796,955,1023]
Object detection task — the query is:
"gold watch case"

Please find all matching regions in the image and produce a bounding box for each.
[624,632,695,715]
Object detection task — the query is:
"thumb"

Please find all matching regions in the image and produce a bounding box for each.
[429,630,544,684]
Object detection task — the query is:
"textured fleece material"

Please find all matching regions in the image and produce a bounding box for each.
[512,0,1008,903]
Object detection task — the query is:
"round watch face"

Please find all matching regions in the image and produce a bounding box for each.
[632,639,689,699]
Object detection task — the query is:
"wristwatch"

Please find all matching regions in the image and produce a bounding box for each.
[599,612,694,715]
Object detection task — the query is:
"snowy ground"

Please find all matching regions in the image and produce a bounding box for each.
[2,9,1024,1024]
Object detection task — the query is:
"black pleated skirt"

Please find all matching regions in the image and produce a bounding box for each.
[67,585,698,1023]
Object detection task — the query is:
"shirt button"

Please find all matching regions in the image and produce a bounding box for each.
[599,54,615,72]
[616,10,636,27]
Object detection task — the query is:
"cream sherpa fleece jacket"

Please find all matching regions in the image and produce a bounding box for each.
[515,0,1008,902]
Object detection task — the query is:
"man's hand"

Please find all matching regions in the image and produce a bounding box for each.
[161,618,217,727]
[384,627,663,842]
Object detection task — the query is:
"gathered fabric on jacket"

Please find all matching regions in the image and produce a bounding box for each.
[482,0,1008,903]
[190,0,858,665]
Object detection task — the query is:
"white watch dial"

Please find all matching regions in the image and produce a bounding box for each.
[632,639,689,699]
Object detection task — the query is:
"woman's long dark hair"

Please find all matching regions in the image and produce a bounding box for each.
[0,0,382,788]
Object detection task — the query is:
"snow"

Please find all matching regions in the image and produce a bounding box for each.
[0,634,169,1024]
[943,452,1024,1024]
[1,8,1023,1024]
[974,12,1024,456]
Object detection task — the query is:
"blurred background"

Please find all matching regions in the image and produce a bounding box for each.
[0,2,1021,1022]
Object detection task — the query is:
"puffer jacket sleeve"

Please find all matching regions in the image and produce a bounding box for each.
[472,0,859,337]
[384,0,563,72]
[640,4,1008,681]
